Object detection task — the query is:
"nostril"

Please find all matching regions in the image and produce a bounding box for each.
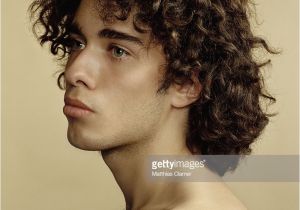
[57,72,66,90]
[75,80,89,87]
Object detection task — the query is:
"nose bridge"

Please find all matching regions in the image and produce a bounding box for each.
[64,48,99,89]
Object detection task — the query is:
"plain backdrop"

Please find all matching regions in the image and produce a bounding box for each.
[2,0,299,210]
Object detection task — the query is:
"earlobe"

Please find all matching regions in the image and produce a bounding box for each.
[170,73,202,108]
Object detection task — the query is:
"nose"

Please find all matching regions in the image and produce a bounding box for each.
[64,50,98,89]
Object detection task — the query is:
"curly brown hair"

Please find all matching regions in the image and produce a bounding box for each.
[29,0,277,174]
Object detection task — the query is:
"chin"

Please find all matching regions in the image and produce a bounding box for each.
[67,129,98,150]
[68,139,98,151]
[67,129,120,151]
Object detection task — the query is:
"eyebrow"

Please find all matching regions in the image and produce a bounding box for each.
[98,29,144,46]
[68,22,144,46]
[68,22,85,38]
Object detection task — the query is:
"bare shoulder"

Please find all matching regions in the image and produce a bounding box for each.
[171,182,248,210]
[172,201,248,210]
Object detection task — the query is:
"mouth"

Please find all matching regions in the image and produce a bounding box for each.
[63,97,94,118]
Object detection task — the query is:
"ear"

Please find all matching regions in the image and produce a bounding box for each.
[170,71,202,108]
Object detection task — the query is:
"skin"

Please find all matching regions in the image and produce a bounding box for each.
[63,0,247,209]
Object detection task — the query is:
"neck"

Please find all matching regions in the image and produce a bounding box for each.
[101,109,194,209]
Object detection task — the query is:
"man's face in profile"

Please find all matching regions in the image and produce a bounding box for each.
[63,0,169,151]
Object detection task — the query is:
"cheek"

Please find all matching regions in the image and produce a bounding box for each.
[94,69,165,135]
[94,66,160,113]
[113,63,162,98]
[92,52,166,129]
[100,82,160,123]
[104,92,165,143]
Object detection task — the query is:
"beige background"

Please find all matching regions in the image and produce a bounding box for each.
[2,0,299,210]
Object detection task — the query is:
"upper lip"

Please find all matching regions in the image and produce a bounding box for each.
[64,97,94,112]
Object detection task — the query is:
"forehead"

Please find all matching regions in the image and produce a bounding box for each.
[73,0,151,44]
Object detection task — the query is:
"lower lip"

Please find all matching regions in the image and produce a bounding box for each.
[63,105,92,118]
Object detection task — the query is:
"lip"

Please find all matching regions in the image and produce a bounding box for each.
[63,97,94,118]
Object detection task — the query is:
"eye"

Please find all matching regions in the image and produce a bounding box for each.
[110,46,129,59]
[64,37,85,52]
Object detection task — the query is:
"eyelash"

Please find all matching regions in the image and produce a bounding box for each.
[63,37,85,53]
[62,37,130,61]
[108,44,130,61]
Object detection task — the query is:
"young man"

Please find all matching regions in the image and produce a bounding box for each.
[30,0,275,209]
